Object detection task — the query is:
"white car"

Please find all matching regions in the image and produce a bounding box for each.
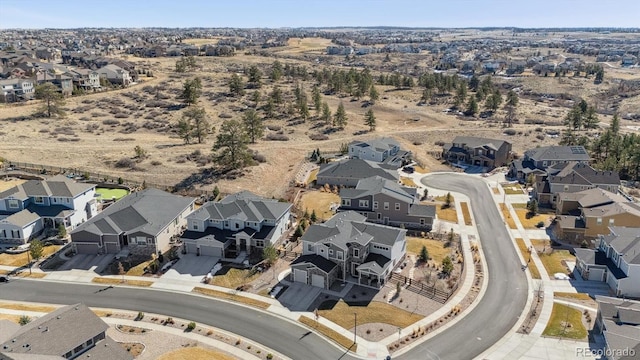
[554,273,570,280]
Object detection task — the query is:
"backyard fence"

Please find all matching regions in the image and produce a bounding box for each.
[389,272,455,304]
[0,160,216,198]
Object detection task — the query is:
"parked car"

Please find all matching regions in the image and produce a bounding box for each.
[402,166,414,173]
[0,276,9,283]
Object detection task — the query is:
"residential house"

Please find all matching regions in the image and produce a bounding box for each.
[181,191,292,257]
[554,188,640,242]
[575,227,640,297]
[534,162,620,207]
[507,61,526,75]
[97,64,131,86]
[509,145,591,182]
[36,72,73,96]
[348,137,411,168]
[0,303,132,360]
[442,136,512,170]
[593,296,640,360]
[291,211,406,289]
[0,175,97,245]
[68,68,101,91]
[0,78,34,102]
[35,47,61,62]
[70,188,194,256]
[622,55,637,67]
[339,176,435,230]
[316,158,398,188]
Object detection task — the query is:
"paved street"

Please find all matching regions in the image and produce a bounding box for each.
[397,173,529,360]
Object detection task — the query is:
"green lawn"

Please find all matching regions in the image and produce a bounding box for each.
[543,303,587,339]
[96,187,129,201]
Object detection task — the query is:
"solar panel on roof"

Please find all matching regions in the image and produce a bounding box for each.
[570,146,586,154]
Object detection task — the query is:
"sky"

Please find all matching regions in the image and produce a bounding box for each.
[1,0,639,29]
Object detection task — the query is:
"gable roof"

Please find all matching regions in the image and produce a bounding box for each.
[71,188,194,237]
[302,211,405,249]
[524,145,590,162]
[0,175,94,200]
[291,254,338,274]
[317,159,398,183]
[595,296,640,356]
[1,209,40,227]
[450,136,510,151]
[602,227,640,265]
[350,137,400,153]
[340,176,416,203]
[548,163,619,187]
[0,303,130,360]
[188,191,291,223]
[558,187,629,208]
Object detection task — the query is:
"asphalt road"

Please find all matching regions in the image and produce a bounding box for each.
[0,174,528,360]
[403,173,528,360]
[1,280,356,360]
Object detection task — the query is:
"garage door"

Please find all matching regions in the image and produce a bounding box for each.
[200,245,222,257]
[311,274,325,288]
[75,243,99,254]
[293,269,307,284]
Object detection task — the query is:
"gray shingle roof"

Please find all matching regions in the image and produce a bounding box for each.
[302,211,405,248]
[317,159,398,184]
[341,176,416,203]
[350,137,400,152]
[595,296,640,357]
[188,191,291,223]
[602,227,640,265]
[0,304,108,358]
[524,145,590,162]
[291,254,338,274]
[450,136,509,151]
[71,188,194,237]
[0,175,94,200]
[2,209,39,227]
[548,163,619,187]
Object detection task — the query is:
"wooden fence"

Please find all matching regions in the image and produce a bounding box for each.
[389,272,455,304]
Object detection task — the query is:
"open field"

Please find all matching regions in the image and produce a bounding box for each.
[515,238,541,279]
[0,314,22,324]
[157,347,238,360]
[400,176,418,187]
[512,205,552,229]
[299,191,339,220]
[192,287,270,309]
[1,45,637,201]
[299,315,357,352]
[0,245,61,267]
[542,303,588,340]
[407,237,450,264]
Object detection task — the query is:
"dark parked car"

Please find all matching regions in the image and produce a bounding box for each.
[402,166,414,173]
[0,276,8,283]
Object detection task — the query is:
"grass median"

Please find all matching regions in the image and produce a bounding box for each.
[193,287,270,309]
[299,315,357,352]
[542,303,587,339]
[92,277,153,287]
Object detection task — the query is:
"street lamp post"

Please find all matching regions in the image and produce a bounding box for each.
[27,247,32,275]
[353,312,357,345]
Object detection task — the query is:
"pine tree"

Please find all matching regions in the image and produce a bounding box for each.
[364,108,376,131]
[242,109,263,143]
[312,85,322,114]
[369,85,379,104]
[334,102,347,128]
[442,256,453,276]
[465,95,478,117]
[419,245,429,263]
[229,73,245,97]
[212,119,251,169]
[321,102,332,125]
[35,83,65,118]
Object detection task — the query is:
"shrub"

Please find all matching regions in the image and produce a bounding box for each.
[503,129,517,136]
[536,221,545,228]
[266,354,273,360]
[187,322,196,331]
[102,119,120,126]
[136,312,144,321]
[265,133,289,141]
[266,125,281,131]
[309,133,329,141]
[150,160,162,166]
[115,158,135,168]
[536,134,545,141]
[19,315,31,326]
[252,153,267,163]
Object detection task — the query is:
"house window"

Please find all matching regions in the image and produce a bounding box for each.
[359,200,369,207]
[307,243,313,252]
[329,249,333,256]
[66,198,70,203]
[192,221,198,230]
[53,198,58,203]
[65,351,72,359]
[136,237,147,245]
[235,223,239,229]
[86,338,93,346]
[256,240,264,247]
[420,218,425,225]
[596,217,602,225]
[608,219,614,226]
[8,199,19,209]
[373,201,378,210]
[353,248,359,257]
[564,185,569,191]
[337,251,343,260]
[384,202,389,210]
[342,199,351,206]
[377,213,381,220]
[395,203,400,210]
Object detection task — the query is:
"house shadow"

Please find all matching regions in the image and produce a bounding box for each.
[167,253,220,278]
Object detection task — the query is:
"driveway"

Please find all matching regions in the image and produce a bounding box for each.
[161,254,219,281]
[277,282,322,311]
[56,253,114,273]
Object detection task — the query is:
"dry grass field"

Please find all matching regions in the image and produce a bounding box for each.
[299,315,356,351]
[460,202,472,226]
[0,178,26,192]
[317,300,423,329]
[515,238,541,279]
[407,237,450,264]
[299,191,340,220]
[499,203,518,229]
[0,245,61,267]
[1,46,637,202]
[157,347,238,360]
